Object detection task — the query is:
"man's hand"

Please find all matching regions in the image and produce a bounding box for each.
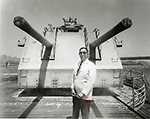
[72,89,77,97]
[78,92,84,98]
[71,89,75,94]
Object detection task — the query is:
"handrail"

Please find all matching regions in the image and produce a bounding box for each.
[135,84,145,92]
[122,69,147,111]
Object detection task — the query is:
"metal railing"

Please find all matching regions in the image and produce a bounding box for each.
[123,70,147,111]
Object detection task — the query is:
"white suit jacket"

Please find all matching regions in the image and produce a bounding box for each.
[71,59,96,100]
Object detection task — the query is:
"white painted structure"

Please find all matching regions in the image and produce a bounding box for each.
[15,17,132,88]
[18,32,122,88]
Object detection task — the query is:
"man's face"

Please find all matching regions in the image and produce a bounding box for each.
[79,49,88,61]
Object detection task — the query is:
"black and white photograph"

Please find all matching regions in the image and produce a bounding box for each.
[0,0,150,118]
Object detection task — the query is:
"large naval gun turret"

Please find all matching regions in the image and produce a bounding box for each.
[14,16,132,88]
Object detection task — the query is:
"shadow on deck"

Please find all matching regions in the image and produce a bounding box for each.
[19,87,118,97]
[18,88,117,118]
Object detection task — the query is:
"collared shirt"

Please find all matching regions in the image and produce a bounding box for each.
[71,59,96,100]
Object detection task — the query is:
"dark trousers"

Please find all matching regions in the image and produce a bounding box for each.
[72,96,92,119]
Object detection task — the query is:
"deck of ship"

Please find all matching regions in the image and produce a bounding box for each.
[0,76,142,119]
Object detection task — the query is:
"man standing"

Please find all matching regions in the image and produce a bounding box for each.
[71,47,96,119]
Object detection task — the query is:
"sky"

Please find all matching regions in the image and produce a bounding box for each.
[0,0,150,58]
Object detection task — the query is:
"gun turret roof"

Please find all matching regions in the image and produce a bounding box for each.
[60,17,84,32]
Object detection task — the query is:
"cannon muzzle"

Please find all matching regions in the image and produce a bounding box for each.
[89,18,132,63]
[13,16,53,48]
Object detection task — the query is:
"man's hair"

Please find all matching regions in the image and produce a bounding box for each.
[79,47,88,53]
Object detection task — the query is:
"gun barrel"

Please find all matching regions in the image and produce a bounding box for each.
[89,18,132,63]
[13,16,53,48]
[90,18,132,48]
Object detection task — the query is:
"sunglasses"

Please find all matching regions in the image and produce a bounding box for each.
[79,52,87,55]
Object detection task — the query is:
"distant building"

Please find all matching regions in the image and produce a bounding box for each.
[0,55,20,66]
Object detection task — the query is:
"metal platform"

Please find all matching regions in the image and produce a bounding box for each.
[0,76,141,119]
[0,95,141,118]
